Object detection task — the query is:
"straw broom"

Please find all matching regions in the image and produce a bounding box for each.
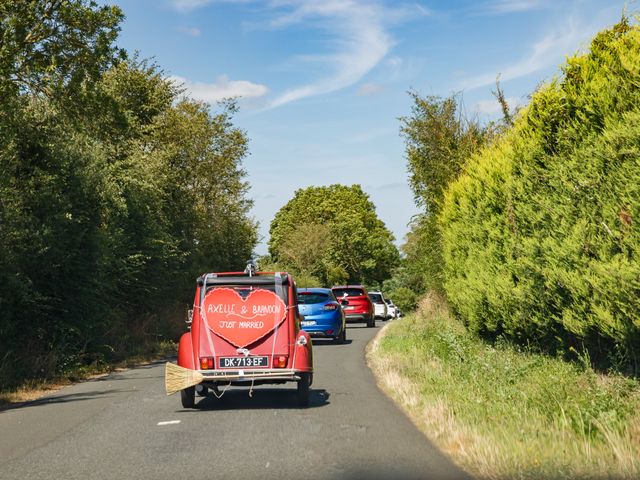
[165,362,301,395]
[165,362,204,395]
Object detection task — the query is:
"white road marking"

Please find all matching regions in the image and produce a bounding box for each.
[157,420,181,426]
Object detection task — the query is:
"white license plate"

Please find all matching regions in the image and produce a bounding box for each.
[343,306,355,310]
[301,320,316,326]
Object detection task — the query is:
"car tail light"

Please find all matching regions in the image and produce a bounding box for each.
[200,357,214,369]
[273,355,287,368]
[323,303,338,310]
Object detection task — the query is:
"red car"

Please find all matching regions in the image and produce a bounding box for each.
[172,270,313,408]
[331,285,375,328]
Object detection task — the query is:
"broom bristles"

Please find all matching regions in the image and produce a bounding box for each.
[165,362,204,395]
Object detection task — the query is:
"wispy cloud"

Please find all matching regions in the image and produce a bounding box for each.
[481,0,548,15]
[456,17,584,91]
[176,25,202,37]
[167,1,426,108]
[267,1,397,108]
[171,75,269,103]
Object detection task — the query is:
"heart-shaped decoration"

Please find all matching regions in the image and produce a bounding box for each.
[202,287,287,348]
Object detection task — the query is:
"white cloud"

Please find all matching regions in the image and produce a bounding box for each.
[456,17,584,91]
[267,1,395,108]
[176,26,202,37]
[482,0,547,14]
[171,75,269,103]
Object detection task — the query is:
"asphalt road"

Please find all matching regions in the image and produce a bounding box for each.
[0,321,471,480]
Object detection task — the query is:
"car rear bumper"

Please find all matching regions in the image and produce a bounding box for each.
[197,368,303,383]
[300,313,343,336]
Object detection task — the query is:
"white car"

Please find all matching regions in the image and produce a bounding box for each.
[368,291,388,320]
[385,299,398,319]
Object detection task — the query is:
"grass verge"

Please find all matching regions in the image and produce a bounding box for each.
[367,293,640,479]
[0,340,176,409]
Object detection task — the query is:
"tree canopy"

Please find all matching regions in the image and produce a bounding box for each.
[268,184,399,287]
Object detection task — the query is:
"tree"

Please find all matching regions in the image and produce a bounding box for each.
[269,184,399,286]
[399,92,490,292]
[0,2,257,388]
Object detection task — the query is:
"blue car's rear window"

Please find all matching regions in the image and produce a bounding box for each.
[298,292,330,304]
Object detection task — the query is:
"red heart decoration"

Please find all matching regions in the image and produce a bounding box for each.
[202,287,287,348]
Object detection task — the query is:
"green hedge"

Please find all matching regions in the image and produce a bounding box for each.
[440,19,640,369]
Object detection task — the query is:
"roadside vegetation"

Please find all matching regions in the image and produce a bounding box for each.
[0,1,256,391]
[369,294,640,479]
[390,16,640,372]
[370,14,640,478]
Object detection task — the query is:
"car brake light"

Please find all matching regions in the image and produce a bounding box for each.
[323,304,338,310]
[200,357,214,369]
[273,355,287,368]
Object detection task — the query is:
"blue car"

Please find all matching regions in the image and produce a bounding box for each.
[297,288,347,344]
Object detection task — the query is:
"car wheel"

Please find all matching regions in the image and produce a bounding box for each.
[297,372,310,407]
[181,386,195,408]
[335,326,347,344]
[367,315,375,328]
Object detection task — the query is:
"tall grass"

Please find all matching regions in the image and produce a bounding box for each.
[368,293,640,479]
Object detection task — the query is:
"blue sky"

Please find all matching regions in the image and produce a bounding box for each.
[110,0,628,254]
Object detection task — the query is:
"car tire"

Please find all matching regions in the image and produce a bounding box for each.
[297,372,310,407]
[335,326,347,344]
[367,315,375,328]
[181,386,196,408]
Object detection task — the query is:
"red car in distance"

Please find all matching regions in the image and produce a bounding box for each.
[331,285,375,328]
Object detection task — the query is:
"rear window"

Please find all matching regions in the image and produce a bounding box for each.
[298,292,330,304]
[333,288,365,298]
[369,293,383,303]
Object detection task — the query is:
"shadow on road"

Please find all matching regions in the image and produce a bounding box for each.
[182,387,330,411]
[311,338,354,346]
[0,389,131,413]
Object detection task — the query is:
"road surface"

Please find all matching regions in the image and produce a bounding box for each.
[0,321,471,480]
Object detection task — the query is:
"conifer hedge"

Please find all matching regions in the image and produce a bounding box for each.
[440,19,640,369]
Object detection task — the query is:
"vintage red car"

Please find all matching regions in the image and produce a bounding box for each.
[169,270,313,408]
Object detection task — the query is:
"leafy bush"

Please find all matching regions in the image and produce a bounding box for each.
[440,18,640,371]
